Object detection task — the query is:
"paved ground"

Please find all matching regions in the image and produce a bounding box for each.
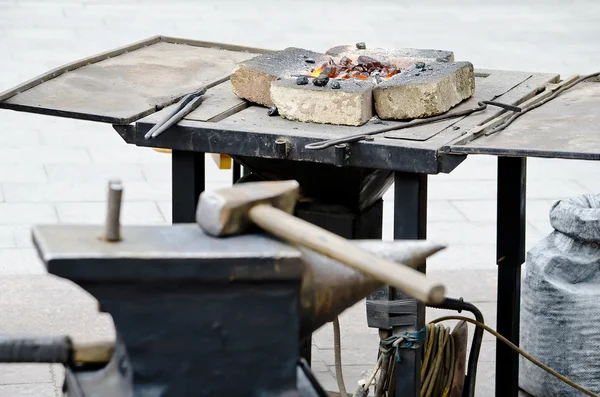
[0,1,599,396]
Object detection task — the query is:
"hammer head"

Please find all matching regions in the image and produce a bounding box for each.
[197,180,300,237]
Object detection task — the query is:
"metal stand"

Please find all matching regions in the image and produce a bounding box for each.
[171,151,205,223]
[365,172,427,397]
[392,172,428,397]
[495,157,526,397]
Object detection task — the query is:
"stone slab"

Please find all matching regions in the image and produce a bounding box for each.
[231,47,330,107]
[271,78,374,126]
[374,61,475,120]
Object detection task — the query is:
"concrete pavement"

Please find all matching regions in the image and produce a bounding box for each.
[1,1,599,395]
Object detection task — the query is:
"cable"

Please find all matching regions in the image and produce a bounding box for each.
[333,316,349,397]
[427,298,484,397]
[429,315,599,397]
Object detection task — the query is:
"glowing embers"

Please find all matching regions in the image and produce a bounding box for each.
[308,56,400,81]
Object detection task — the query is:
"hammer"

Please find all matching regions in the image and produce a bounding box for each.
[197,180,445,304]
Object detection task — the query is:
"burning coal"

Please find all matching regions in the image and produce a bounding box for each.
[309,55,400,81]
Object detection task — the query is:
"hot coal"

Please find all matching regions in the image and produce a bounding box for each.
[296,76,309,85]
[313,75,329,87]
[331,80,341,89]
[267,106,279,116]
[310,55,400,82]
[305,58,315,64]
[356,42,366,49]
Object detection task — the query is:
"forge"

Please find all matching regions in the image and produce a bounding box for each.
[231,43,475,126]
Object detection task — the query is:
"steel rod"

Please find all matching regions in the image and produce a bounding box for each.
[104,180,123,242]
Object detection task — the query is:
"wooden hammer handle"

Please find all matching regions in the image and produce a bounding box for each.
[249,204,445,304]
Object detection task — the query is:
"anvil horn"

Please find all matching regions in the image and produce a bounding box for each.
[299,240,445,337]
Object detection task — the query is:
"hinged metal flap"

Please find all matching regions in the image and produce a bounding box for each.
[444,80,600,160]
[0,36,268,125]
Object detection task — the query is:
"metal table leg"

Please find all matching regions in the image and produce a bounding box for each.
[171,150,205,223]
[392,172,428,397]
[495,157,526,397]
[232,160,241,184]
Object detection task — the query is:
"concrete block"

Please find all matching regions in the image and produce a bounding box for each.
[374,61,475,120]
[231,47,330,107]
[271,78,373,126]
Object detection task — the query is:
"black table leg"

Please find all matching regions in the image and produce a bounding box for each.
[392,172,428,397]
[232,160,241,184]
[495,157,526,397]
[172,150,205,223]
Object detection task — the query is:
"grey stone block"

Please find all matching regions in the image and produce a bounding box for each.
[271,78,374,126]
[374,61,475,120]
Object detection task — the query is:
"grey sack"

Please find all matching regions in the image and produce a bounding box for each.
[520,194,600,396]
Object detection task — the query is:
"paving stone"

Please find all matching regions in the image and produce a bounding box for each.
[0,165,46,183]
[0,147,90,165]
[142,155,235,184]
[452,199,560,223]
[0,130,40,145]
[383,194,468,222]
[87,145,171,164]
[429,180,497,201]
[426,244,497,271]
[428,269,497,302]
[45,164,146,183]
[3,182,171,202]
[0,203,57,224]
[527,179,590,200]
[0,248,46,274]
[0,227,18,248]
[54,201,165,224]
[37,124,126,147]
[528,157,600,181]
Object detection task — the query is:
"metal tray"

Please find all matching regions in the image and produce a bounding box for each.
[0,36,268,125]
[445,80,600,160]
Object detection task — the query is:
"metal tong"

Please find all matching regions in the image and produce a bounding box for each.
[144,87,207,140]
[304,100,522,150]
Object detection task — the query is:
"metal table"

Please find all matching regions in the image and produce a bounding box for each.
[2,35,599,397]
